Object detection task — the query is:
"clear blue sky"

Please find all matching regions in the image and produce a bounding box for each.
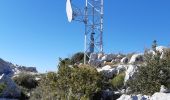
[0,0,170,72]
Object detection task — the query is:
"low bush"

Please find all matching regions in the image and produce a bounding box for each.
[13,73,38,89]
[110,73,125,90]
[127,49,170,95]
[30,58,103,100]
[0,83,6,95]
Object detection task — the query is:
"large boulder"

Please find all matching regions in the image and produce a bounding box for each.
[97,65,117,78]
[117,94,150,100]
[151,92,170,100]
[88,53,104,67]
[88,60,103,67]
[124,65,138,83]
[156,46,168,59]
[97,65,127,78]
[117,93,170,100]
[160,85,170,93]
[121,57,129,64]
[129,54,143,64]
[101,54,116,62]
[148,46,169,59]
[0,74,21,98]
[156,46,168,53]
[98,53,104,59]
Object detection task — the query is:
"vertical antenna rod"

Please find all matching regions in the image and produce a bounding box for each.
[100,0,104,52]
[84,0,88,64]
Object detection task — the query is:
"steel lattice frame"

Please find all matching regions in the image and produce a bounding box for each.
[70,0,104,64]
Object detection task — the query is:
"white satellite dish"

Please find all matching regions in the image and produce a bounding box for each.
[66,0,73,22]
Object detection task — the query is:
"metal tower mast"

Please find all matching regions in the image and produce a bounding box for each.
[84,0,104,64]
[66,0,104,64]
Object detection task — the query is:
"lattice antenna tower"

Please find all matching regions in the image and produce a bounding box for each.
[66,0,104,64]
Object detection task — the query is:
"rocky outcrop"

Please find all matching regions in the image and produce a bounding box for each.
[97,65,126,78]
[148,46,169,59]
[0,58,38,99]
[97,65,117,78]
[117,94,150,100]
[120,57,129,64]
[117,92,170,100]
[88,53,124,67]
[0,74,21,98]
[129,53,143,64]
[0,58,37,76]
[0,59,14,76]
[124,65,138,83]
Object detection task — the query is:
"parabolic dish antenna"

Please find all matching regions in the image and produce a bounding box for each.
[66,0,73,22]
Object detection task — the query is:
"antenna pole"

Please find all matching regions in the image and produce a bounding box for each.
[84,0,88,65]
[100,0,104,53]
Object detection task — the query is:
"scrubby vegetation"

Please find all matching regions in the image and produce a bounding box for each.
[110,73,125,90]
[13,73,38,89]
[0,83,6,96]
[30,58,103,100]
[13,73,38,99]
[127,48,170,95]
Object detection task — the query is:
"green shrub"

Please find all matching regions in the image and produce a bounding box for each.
[30,72,60,100]
[13,73,38,89]
[110,73,125,90]
[31,58,103,100]
[127,49,170,95]
[0,83,6,95]
[70,65,102,98]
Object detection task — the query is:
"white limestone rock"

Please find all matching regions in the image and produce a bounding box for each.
[151,93,170,100]
[129,54,143,64]
[124,65,138,83]
[97,65,117,78]
[98,53,104,60]
[148,46,169,59]
[101,54,115,62]
[160,85,168,93]
[121,57,129,64]
[117,94,150,100]
[117,92,170,100]
[156,46,168,53]
[101,55,108,61]
[97,65,126,78]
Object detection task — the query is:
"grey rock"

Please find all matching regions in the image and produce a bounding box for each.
[0,59,14,76]
[0,58,37,76]
[98,53,104,60]
[0,74,21,98]
[160,85,168,93]
[88,60,103,68]
[129,54,143,64]
[120,57,129,64]
[89,53,98,60]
